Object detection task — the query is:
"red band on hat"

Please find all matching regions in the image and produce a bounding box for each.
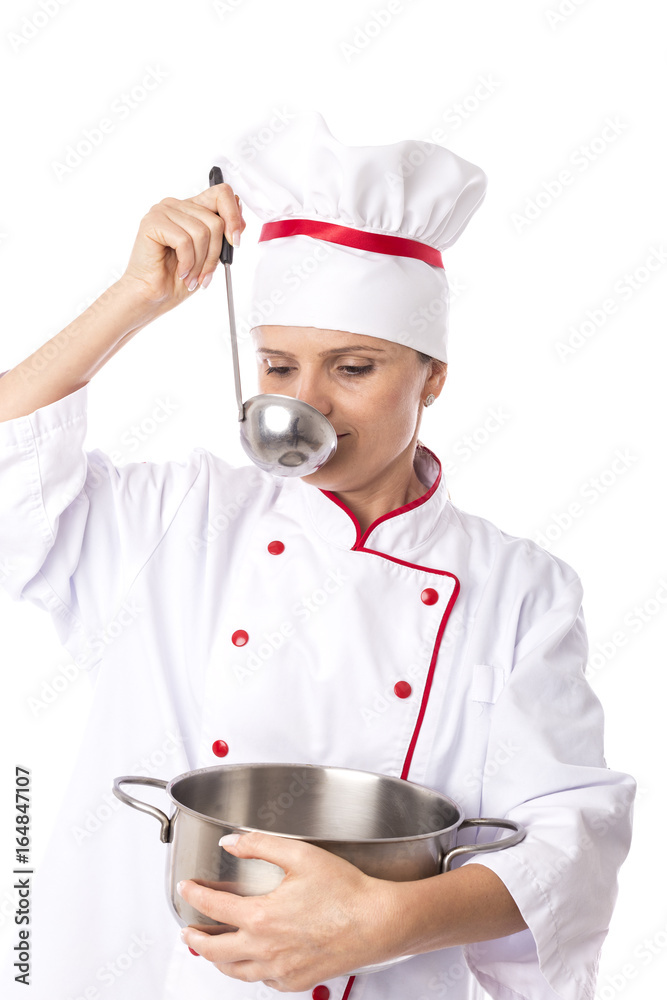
[258,219,444,269]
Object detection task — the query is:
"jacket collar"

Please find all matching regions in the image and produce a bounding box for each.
[294,443,450,555]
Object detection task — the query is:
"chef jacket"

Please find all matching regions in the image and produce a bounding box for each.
[0,377,635,1000]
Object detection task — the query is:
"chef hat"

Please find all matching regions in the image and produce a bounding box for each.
[213,110,487,363]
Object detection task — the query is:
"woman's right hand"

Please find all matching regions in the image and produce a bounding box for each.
[119,182,246,314]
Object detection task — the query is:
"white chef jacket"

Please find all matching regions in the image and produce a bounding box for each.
[0,378,635,1000]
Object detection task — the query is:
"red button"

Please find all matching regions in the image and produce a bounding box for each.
[212,740,229,758]
[312,987,330,1000]
[394,681,412,699]
[188,947,200,956]
[421,588,439,605]
[231,629,249,646]
[268,540,285,555]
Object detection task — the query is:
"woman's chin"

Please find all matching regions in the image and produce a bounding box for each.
[299,442,354,491]
[299,463,344,491]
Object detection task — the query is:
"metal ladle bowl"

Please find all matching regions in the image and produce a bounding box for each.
[209,166,338,477]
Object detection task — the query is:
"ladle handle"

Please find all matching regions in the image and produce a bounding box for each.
[209,165,244,421]
[208,166,234,264]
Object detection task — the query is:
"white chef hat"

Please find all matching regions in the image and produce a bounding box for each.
[213,110,487,363]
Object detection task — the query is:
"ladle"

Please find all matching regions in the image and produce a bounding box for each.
[209,166,338,477]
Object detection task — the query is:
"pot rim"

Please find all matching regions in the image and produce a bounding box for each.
[164,761,465,844]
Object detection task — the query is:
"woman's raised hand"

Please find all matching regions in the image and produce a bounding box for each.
[0,181,247,421]
[119,182,246,313]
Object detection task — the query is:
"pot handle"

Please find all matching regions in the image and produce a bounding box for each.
[112,776,172,844]
[441,818,526,873]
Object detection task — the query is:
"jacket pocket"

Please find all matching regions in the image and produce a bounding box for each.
[469,662,505,704]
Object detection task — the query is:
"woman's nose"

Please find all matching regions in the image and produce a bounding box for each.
[293,371,333,415]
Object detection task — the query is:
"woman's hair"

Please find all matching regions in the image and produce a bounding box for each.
[415,351,450,498]
[417,351,447,373]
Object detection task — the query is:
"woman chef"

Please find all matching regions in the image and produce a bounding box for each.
[0,110,635,1000]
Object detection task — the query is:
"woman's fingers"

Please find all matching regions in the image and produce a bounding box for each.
[120,180,247,311]
[178,880,248,926]
[158,201,224,287]
[167,184,247,287]
[125,209,197,298]
[190,181,246,248]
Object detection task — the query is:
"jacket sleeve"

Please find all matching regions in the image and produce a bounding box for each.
[0,373,205,673]
[459,558,636,1000]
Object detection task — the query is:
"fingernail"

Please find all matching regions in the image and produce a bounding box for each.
[177,880,185,895]
[179,267,191,280]
[232,229,240,248]
[219,833,240,847]
[200,272,213,289]
[187,278,198,292]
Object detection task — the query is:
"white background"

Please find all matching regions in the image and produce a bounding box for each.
[0,1,664,997]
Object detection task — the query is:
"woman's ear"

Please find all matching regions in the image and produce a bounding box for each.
[426,360,448,401]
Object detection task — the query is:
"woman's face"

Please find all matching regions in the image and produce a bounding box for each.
[252,326,444,491]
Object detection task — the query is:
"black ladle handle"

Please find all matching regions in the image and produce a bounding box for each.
[209,165,244,422]
[208,166,234,265]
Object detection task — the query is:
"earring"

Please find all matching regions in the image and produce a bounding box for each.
[424,393,435,407]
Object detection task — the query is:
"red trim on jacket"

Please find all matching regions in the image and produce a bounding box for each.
[341,976,356,999]
[338,556,459,998]
[320,445,461,1000]
[320,446,457,999]
[319,443,443,551]
[359,548,460,779]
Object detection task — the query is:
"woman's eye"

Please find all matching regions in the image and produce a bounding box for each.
[263,363,374,377]
[339,365,374,376]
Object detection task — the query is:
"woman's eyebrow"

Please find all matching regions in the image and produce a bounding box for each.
[256,346,387,357]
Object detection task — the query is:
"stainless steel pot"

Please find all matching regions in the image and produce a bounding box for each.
[113,762,525,975]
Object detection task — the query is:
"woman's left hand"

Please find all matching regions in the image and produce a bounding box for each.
[177,831,402,992]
